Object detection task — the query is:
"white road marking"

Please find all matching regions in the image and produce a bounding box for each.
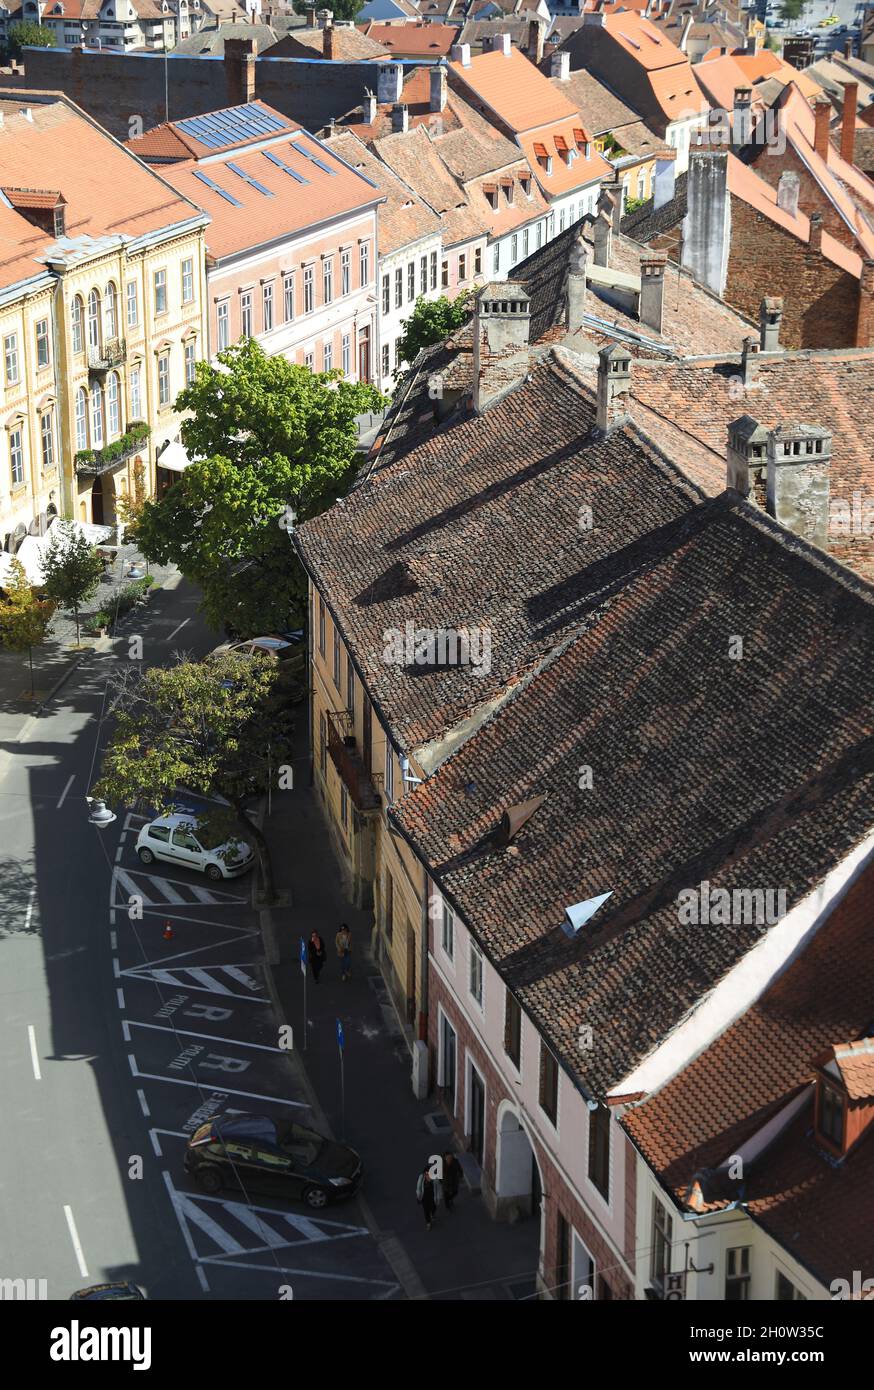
[63,1206,89,1278]
[127,1058,306,1107]
[167,617,190,642]
[196,1265,210,1293]
[121,1020,131,1042]
[112,958,120,978]
[122,964,267,1003]
[24,885,36,932]
[149,1130,163,1158]
[114,843,124,863]
[16,715,38,745]
[202,1258,398,1292]
[110,931,117,950]
[127,1052,138,1075]
[109,909,116,926]
[126,1021,283,1054]
[137,1089,150,1118]
[27,1025,41,1080]
[222,966,263,988]
[152,877,187,905]
[56,774,75,808]
[171,1193,246,1255]
[223,1203,292,1249]
[116,988,126,1010]
[111,865,247,910]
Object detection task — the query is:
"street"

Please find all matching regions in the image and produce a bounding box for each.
[0,571,400,1301]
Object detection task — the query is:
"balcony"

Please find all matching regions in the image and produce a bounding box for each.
[75,422,150,477]
[327,709,381,812]
[88,338,126,373]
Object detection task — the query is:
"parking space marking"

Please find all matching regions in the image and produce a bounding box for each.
[127,1057,307,1107]
[122,963,268,1002]
[112,866,248,910]
[149,1131,163,1158]
[27,1024,41,1081]
[126,1021,283,1054]
[63,1205,89,1278]
[203,1258,400,1294]
[56,774,75,808]
[137,1089,150,1118]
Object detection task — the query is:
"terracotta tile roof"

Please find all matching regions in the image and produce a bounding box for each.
[449,45,581,133]
[270,26,388,59]
[322,129,441,255]
[3,187,63,210]
[158,127,382,261]
[648,61,709,120]
[383,479,874,1096]
[372,124,488,248]
[0,91,202,267]
[544,66,643,136]
[557,13,708,125]
[602,9,701,74]
[0,201,54,290]
[518,126,612,196]
[364,21,457,55]
[622,867,874,1230]
[828,1038,874,1100]
[127,100,296,163]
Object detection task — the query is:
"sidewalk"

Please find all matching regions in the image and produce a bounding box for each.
[260,727,541,1301]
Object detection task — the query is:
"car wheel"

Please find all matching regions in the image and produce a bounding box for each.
[137,847,155,865]
[194,1165,223,1194]
[303,1185,329,1210]
[205,864,223,882]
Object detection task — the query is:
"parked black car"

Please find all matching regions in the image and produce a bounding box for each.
[70,1282,145,1300]
[184,1114,362,1209]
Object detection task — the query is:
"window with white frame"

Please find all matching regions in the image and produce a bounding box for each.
[441,900,454,960]
[304,350,314,370]
[511,233,518,263]
[407,261,415,302]
[469,940,483,1007]
[129,365,141,419]
[323,257,333,305]
[341,249,350,295]
[4,332,19,385]
[284,274,295,322]
[104,281,118,340]
[381,343,389,379]
[9,425,24,486]
[382,273,390,316]
[75,387,88,450]
[492,242,500,274]
[342,333,350,377]
[240,290,253,339]
[158,352,170,407]
[35,318,50,370]
[303,265,314,314]
[394,266,402,309]
[323,340,332,373]
[359,240,369,285]
[587,1102,610,1202]
[725,1247,751,1301]
[181,257,194,304]
[40,410,54,471]
[775,1271,807,1301]
[262,282,273,333]
[430,250,437,289]
[72,295,84,353]
[216,299,229,351]
[384,739,394,803]
[106,371,121,437]
[420,255,427,294]
[458,252,466,281]
[650,1193,673,1290]
[91,383,104,446]
[184,339,196,385]
[332,627,341,688]
[153,267,167,315]
[87,289,101,351]
[126,280,138,328]
[474,246,482,275]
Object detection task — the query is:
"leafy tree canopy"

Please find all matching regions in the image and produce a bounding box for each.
[779,0,803,19]
[39,522,105,644]
[292,0,364,20]
[6,21,56,57]
[395,293,471,370]
[0,558,55,694]
[135,337,383,635]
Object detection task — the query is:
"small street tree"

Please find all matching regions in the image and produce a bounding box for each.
[395,292,471,370]
[0,558,55,696]
[39,521,105,644]
[6,21,56,57]
[135,337,384,636]
[292,0,363,18]
[92,655,294,903]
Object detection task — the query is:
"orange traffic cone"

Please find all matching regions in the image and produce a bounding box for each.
[162,920,174,941]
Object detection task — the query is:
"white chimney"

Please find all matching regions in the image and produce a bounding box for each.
[377,62,404,105]
[776,171,799,219]
[391,102,409,134]
[362,89,377,124]
[551,51,570,81]
[451,42,471,67]
[596,344,631,433]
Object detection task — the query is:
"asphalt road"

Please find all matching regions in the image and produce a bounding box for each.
[0,573,400,1301]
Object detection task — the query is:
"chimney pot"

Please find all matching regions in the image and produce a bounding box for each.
[305,2,316,26]
[567,234,587,332]
[808,211,823,254]
[592,208,612,268]
[551,50,570,80]
[473,284,532,413]
[391,101,409,133]
[430,61,447,113]
[814,99,832,160]
[596,343,632,433]
[639,251,667,335]
[844,37,853,58]
[759,296,783,353]
[766,424,832,549]
[776,170,800,218]
[726,415,768,497]
[526,17,543,66]
[362,89,376,124]
[841,82,858,165]
[732,86,753,150]
[377,61,404,105]
[322,19,334,59]
[450,42,471,67]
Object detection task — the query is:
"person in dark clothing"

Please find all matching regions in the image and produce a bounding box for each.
[416,1165,442,1231]
[308,931,326,983]
[442,1151,461,1211]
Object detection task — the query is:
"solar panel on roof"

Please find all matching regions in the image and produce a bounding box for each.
[226,161,274,197]
[191,169,242,207]
[291,140,338,176]
[262,150,309,186]
[177,104,288,150]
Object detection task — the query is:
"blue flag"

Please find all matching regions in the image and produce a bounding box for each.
[300,937,307,975]
[336,1018,345,1051]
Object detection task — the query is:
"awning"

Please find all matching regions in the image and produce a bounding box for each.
[157,441,192,473]
[48,516,114,547]
[13,533,52,585]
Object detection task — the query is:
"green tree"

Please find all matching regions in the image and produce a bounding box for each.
[292,0,364,20]
[395,293,471,370]
[39,522,105,645]
[135,337,383,636]
[0,558,55,696]
[779,0,803,19]
[92,655,294,903]
[6,21,56,57]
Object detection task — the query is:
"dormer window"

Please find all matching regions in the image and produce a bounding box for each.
[484,185,498,211]
[520,176,531,197]
[818,1082,844,1148]
[545,156,553,176]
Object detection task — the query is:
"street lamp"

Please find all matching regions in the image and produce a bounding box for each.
[86,796,117,828]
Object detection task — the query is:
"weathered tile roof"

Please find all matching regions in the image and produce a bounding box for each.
[620,169,687,242]
[323,129,441,255]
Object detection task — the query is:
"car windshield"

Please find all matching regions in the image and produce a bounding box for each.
[277,1122,322,1166]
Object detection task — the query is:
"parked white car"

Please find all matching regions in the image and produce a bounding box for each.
[135,814,255,880]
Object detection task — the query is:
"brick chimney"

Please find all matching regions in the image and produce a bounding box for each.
[472,283,532,414]
[378,62,403,104]
[726,415,768,497]
[596,344,632,433]
[814,98,832,160]
[323,18,334,59]
[598,179,622,233]
[305,2,316,25]
[225,37,257,106]
[592,208,612,267]
[732,86,753,150]
[856,258,874,347]
[551,50,570,80]
[740,335,759,386]
[766,423,832,550]
[808,211,823,254]
[391,102,408,133]
[639,251,667,335]
[844,36,854,59]
[567,234,587,332]
[526,18,543,66]
[681,151,730,298]
[776,170,799,218]
[759,295,783,352]
[430,60,447,113]
[841,82,858,165]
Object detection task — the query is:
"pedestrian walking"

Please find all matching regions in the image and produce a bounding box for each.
[442,1151,461,1212]
[335,923,353,981]
[308,931,326,984]
[416,1163,443,1231]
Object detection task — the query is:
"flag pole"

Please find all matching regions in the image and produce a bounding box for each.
[300,937,308,1052]
[336,1017,345,1141]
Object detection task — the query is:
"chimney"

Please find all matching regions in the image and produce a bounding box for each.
[744,29,761,56]
[305,2,316,25]
[726,415,769,497]
[759,296,783,352]
[679,13,693,51]
[322,19,334,59]
[856,258,874,347]
[584,10,606,24]
[732,86,753,150]
[362,89,377,124]
[225,37,257,106]
[740,335,759,385]
[494,32,511,56]
[639,251,667,334]
[766,423,832,550]
[567,234,587,332]
[841,82,858,165]
[378,61,404,105]
[596,344,632,433]
[391,102,409,133]
[316,6,333,24]
[430,61,447,113]
[844,37,853,59]
[808,211,823,254]
[450,42,471,67]
[653,152,676,211]
[472,283,532,414]
[526,18,544,66]
[592,208,612,267]
[814,98,832,160]
[681,151,730,297]
[551,50,570,80]
[776,170,799,218]
[598,179,622,233]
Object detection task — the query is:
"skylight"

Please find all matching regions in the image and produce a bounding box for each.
[262,150,310,185]
[177,104,289,150]
[191,169,242,206]
[226,161,274,197]
[291,140,338,176]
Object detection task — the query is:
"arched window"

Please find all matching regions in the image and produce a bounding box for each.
[104,282,118,342]
[91,381,104,449]
[71,295,84,355]
[75,387,88,451]
[106,372,120,438]
[87,289,101,352]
